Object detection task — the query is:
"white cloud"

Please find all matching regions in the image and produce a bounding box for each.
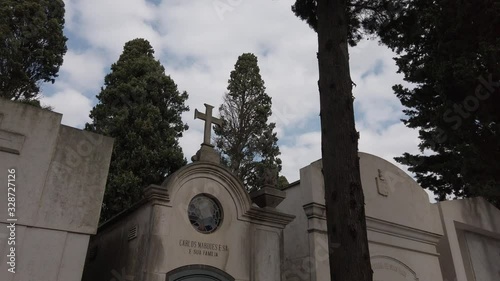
[59,50,107,91]
[179,128,204,161]
[41,89,92,128]
[358,122,420,167]
[65,0,161,57]
[280,131,322,182]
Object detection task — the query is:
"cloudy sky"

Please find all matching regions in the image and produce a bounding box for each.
[41,0,429,199]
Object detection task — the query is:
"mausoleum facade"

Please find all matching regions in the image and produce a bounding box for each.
[82,160,295,281]
[82,104,295,281]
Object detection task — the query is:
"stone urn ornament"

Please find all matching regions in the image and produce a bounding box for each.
[250,186,286,208]
[249,167,285,208]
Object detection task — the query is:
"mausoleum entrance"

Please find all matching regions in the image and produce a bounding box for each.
[167,265,234,281]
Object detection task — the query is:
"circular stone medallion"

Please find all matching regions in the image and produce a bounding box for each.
[188,194,222,234]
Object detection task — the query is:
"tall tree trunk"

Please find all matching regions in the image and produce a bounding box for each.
[316,0,373,280]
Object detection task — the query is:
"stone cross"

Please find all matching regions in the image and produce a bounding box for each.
[194,103,222,146]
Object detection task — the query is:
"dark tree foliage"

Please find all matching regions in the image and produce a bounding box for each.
[0,0,67,103]
[365,0,500,207]
[214,53,286,191]
[85,39,189,222]
[292,0,406,46]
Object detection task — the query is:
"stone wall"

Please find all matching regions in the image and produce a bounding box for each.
[0,99,113,281]
[437,197,500,281]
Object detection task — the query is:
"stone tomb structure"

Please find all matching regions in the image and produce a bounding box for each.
[0,99,114,281]
[279,153,444,281]
[78,103,500,281]
[437,197,500,281]
[279,153,500,281]
[82,104,295,281]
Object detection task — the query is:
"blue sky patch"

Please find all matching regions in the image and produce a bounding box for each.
[361,59,384,80]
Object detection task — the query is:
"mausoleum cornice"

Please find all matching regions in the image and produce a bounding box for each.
[367,216,442,245]
[243,207,295,229]
[366,216,442,256]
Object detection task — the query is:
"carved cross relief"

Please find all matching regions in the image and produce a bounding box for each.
[376,169,389,197]
[0,113,26,155]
